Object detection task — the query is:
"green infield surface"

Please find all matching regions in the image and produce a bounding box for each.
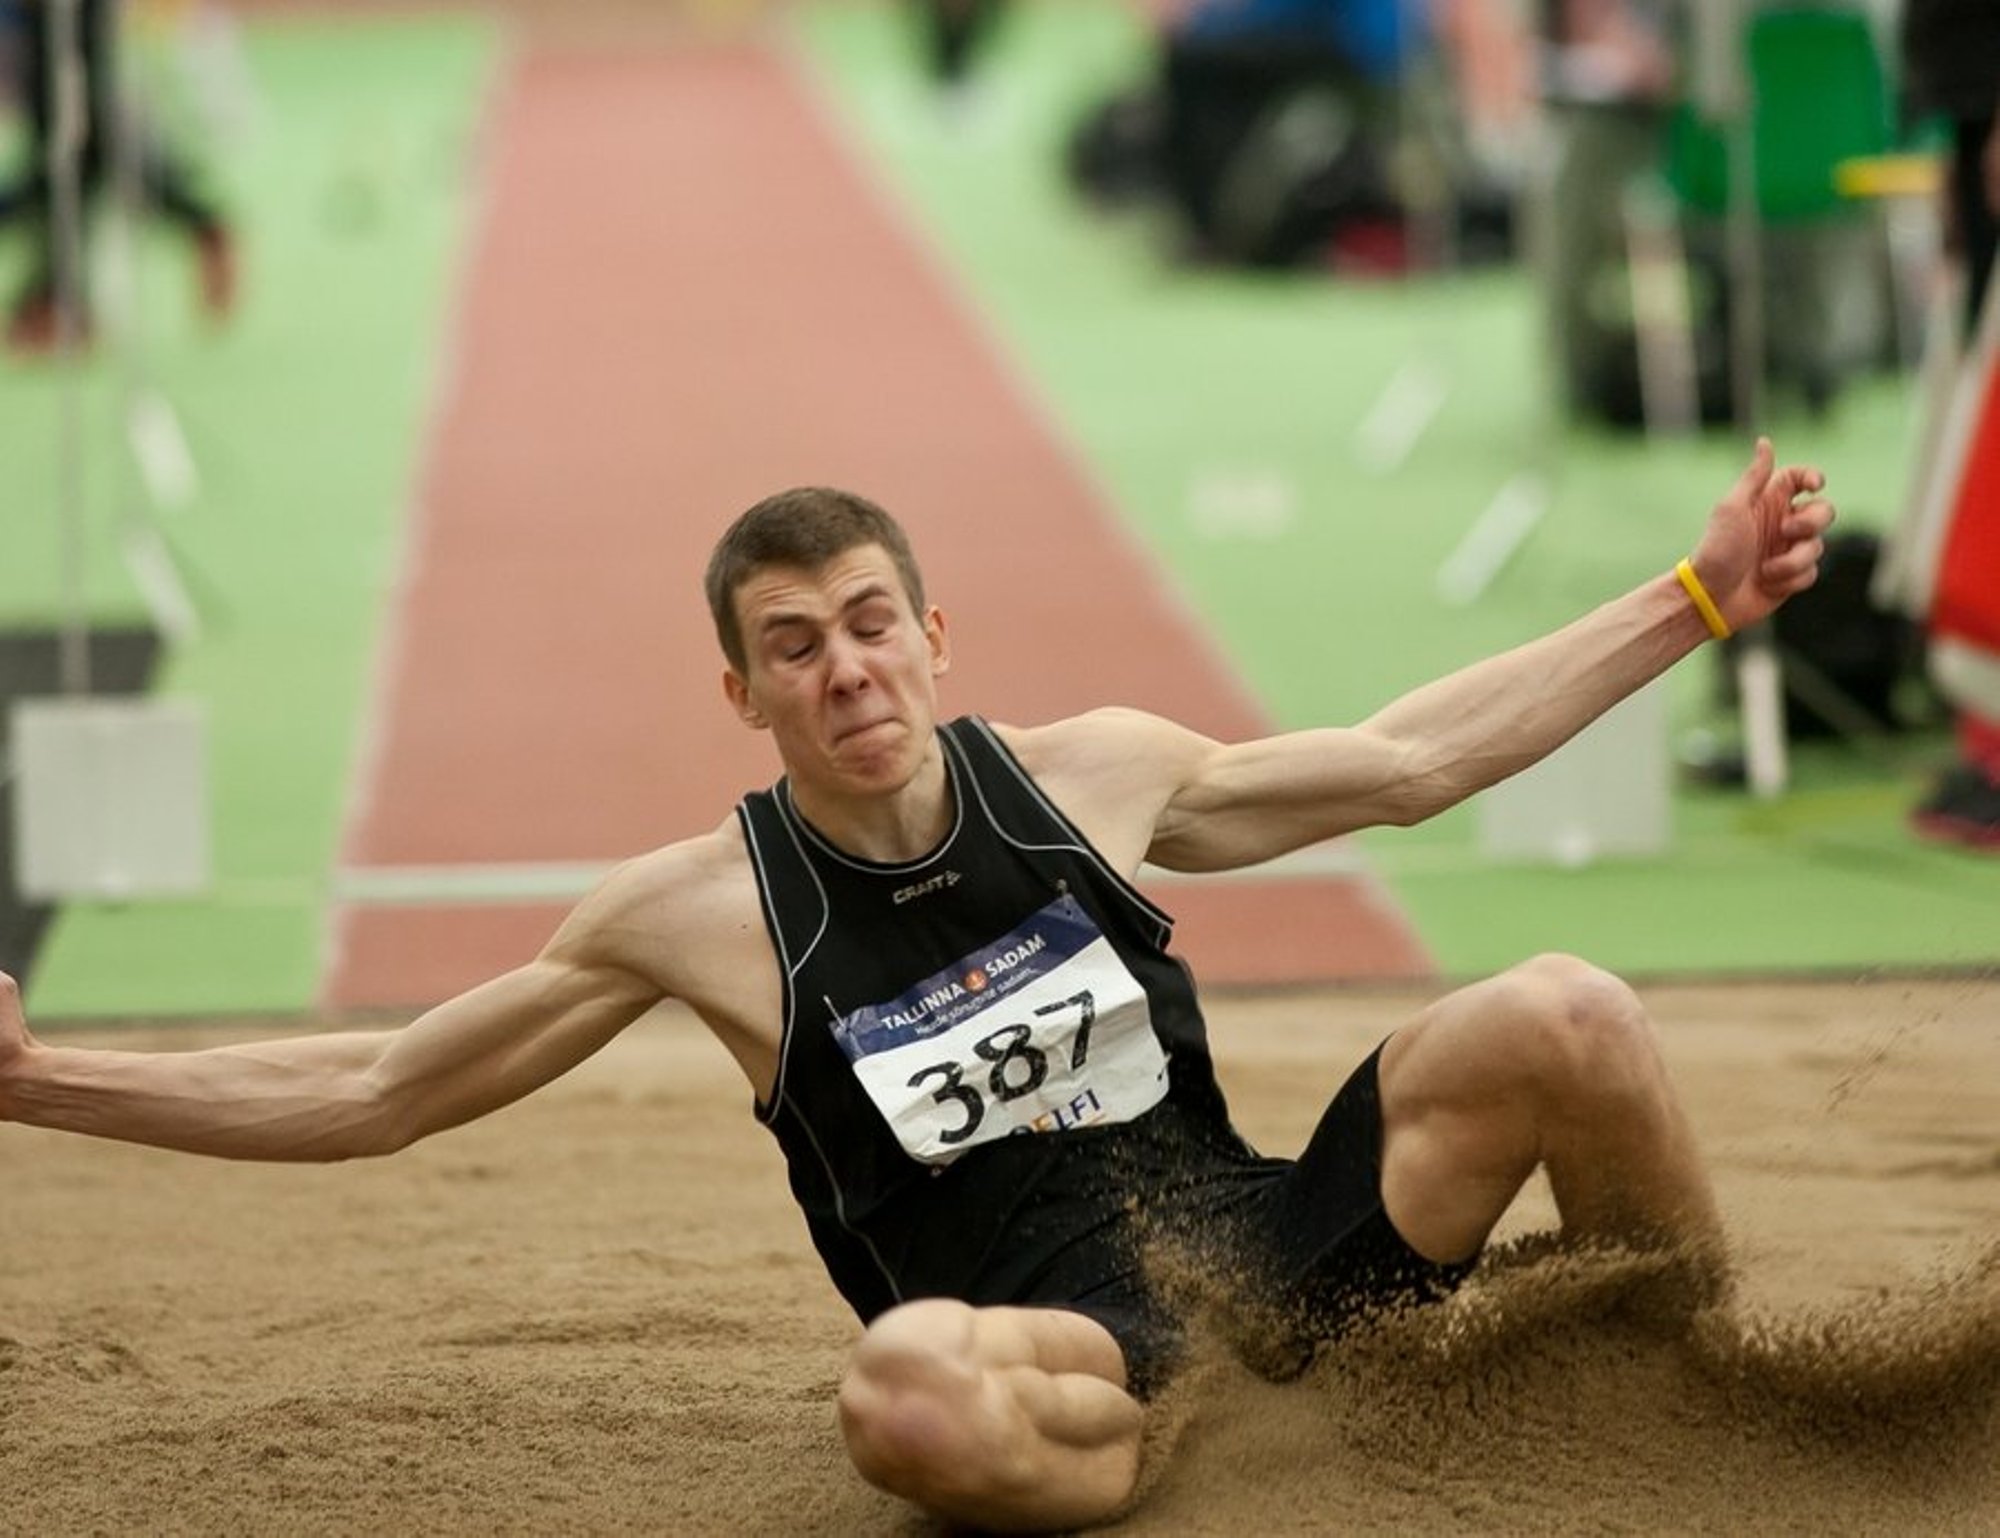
[2,14,502,1013]
[3,2,1996,1019]
[792,0,2000,979]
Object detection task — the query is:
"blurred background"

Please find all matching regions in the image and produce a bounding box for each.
[3,0,1997,1020]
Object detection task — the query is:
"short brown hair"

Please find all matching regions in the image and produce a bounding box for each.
[704,487,927,671]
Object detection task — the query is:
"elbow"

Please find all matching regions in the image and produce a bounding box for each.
[362,1091,433,1159]
[332,1121,417,1161]
[1352,733,1456,828]
[373,1112,433,1158]
[322,1067,430,1160]
[1377,745,1526,828]
[1370,765,1458,828]
[286,1112,415,1164]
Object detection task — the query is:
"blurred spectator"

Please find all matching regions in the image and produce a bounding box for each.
[1538,1,1897,427]
[1539,0,1676,104]
[1533,0,1688,423]
[1160,0,1421,264]
[1902,0,2000,849]
[1070,0,1528,270]
[0,0,236,354]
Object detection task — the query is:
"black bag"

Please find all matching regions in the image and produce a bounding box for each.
[1207,85,1395,268]
[1723,531,1932,739]
[1067,88,1169,207]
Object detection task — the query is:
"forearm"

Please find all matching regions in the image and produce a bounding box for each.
[1364,568,1711,819]
[2,1028,402,1161]
[1149,573,1708,864]
[1154,441,1827,864]
[2,962,658,1162]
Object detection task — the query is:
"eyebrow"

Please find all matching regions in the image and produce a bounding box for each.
[843,584,898,614]
[752,582,898,640]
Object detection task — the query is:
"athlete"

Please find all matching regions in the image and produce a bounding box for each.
[0,438,1832,1531]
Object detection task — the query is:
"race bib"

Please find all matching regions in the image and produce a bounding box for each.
[828,894,1169,1164]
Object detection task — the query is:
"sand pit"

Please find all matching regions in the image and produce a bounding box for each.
[4,975,1996,1533]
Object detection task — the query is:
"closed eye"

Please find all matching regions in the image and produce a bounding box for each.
[759,624,817,664]
[849,601,898,641]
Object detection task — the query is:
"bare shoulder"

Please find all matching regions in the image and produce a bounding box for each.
[991,708,1219,874]
[542,817,786,1096]
[547,817,763,990]
[997,707,1216,794]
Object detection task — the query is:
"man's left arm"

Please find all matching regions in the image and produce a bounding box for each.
[1147,438,1831,870]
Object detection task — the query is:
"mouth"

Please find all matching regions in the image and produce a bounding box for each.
[834,718,898,746]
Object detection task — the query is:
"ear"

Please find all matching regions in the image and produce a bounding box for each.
[924,604,951,679]
[723,668,767,730]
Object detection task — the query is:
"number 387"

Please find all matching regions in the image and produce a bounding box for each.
[905,990,1096,1147]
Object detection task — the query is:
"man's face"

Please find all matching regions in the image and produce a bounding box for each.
[722,543,949,797]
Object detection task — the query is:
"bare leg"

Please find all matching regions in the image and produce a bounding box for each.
[1377,952,1725,1269]
[837,1299,1144,1531]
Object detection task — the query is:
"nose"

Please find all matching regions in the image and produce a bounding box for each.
[825,634,871,694]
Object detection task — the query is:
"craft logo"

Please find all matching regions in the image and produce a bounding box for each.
[964,967,989,991]
[893,870,962,905]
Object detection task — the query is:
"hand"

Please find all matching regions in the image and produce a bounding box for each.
[1686,437,1834,634]
[0,971,40,1120]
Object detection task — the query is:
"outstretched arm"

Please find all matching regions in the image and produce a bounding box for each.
[0,867,671,1162]
[1132,438,1832,868]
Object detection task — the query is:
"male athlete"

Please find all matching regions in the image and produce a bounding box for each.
[0,438,1831,1531]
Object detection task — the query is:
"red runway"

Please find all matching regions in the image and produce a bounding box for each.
[325,43,1430,1009]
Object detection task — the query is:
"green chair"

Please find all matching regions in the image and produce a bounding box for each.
[1666,4,1895,224]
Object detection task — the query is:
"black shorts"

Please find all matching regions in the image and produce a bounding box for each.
[1046,1041,1475,1396]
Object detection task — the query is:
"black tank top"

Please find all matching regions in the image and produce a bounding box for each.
[736,716,1246,1322]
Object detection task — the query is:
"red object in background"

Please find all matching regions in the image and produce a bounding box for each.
[1931,347,2000,659]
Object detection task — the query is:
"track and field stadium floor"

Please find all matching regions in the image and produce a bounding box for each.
[2,2,1997,1017]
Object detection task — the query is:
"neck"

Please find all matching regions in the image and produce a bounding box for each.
[788,733,953,863]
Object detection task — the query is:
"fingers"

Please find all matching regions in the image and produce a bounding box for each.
[1762,538,1825,589]
[0,970,25,1065]
[1735,438,1828,512]
[1780,494,1836,542]
[1772,463,1827,502]
[1754,445,1834,593]
[1730,436,1776,501]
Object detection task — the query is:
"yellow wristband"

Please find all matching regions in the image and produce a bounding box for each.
[1675,559,1732,640]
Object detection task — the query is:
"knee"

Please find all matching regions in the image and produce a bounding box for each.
[1505,951,1644,1028]
[837,1300,988,1497]
[1495,953,1661,1103]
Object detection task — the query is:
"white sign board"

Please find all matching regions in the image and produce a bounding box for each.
[1476,682,1671,866]
[10,697,211,901]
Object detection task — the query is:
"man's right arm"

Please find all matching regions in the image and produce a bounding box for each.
[0,854,683,1162]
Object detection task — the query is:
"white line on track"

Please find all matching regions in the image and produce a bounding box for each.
[332,844,1373,906]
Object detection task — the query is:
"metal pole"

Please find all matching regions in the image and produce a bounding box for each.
[103,0,204,645]
[1720,7,1787,800]
[46,0,92,697]
[1690,0,1786,797]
